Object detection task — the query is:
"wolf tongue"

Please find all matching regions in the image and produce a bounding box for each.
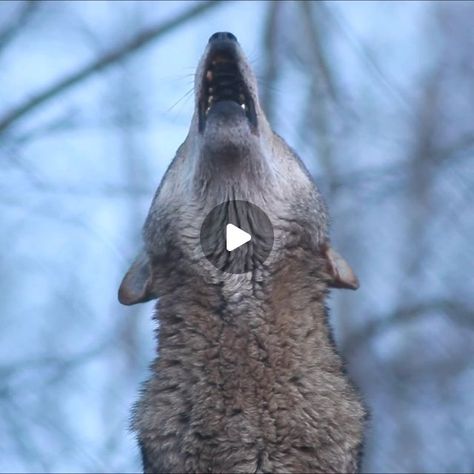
[220,88,236,98]
[213,81,239,101]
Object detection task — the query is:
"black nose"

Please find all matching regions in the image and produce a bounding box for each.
[209,32,237,43]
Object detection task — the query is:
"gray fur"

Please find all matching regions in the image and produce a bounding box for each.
[121,35,365,473]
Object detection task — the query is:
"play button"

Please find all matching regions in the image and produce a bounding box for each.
[200,200,274,274]
[226,224,251,252]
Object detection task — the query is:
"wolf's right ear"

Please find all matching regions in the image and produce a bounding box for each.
[118,251,157,305]
[322,243,359,290]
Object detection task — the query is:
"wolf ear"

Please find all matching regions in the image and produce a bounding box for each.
[118,251,157,305]
[322,244,359,290]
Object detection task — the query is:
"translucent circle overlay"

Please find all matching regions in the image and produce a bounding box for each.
[200,200,274,274]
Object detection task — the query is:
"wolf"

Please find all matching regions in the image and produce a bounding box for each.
[119,31,365,473]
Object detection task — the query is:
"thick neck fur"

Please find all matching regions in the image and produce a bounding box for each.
[133,245,364,473]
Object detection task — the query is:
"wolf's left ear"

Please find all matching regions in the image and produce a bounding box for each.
[118,250,158,305]
[322,243,359,290]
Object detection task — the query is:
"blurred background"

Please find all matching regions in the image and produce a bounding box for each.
[1,1,473,472]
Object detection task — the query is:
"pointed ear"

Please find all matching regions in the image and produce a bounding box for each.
[322,244,359,290]
[118,251,157,305]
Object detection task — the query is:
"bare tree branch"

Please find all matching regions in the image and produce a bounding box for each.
[260,1,280,122]
[0,1,39,56]
[321,1,412,113]
[391,351,474,382]
[433,132,474,163]
[342,299,474,357]
[299,1,339,104]
[0,341,111,382]
[0,1,222,135]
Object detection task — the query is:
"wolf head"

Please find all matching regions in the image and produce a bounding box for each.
[118,33,358,305]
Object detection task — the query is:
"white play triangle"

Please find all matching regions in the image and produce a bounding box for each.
[226,223,251,252]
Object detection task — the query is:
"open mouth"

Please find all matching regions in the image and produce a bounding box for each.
[198,46,257,132]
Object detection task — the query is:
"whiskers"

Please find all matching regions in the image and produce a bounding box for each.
[166,86,195,113]
[161,70,196,114]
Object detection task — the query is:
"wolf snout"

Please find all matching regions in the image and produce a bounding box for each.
[198,31,257,132]
[209,31,238,43]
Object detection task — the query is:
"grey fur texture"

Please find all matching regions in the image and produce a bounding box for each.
[120,35,365,473]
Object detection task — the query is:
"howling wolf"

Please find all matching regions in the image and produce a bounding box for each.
[119,31,365,473]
